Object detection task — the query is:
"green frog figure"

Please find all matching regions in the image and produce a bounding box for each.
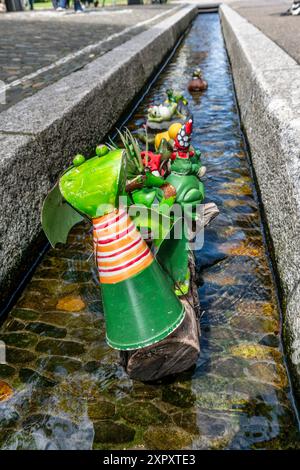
[165,119,205,219]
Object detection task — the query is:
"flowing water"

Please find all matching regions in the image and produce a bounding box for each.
[0,13,300,450]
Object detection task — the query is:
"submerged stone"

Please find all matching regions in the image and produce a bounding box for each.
[6,319,25,332]
[62,271,91,283]
[0,408,19,427]
[0,364,15,379]
[70,327,102,342]
[162,386,195,409]
[230,315,279,335]
[12,309,39,321]
[36,339,85,356]
[119,402,168,426]
[25,322,67,339]
[93,421,135,444]
[230,343,282,361]
[212,357,248,379]
[259,334,280,348]
[88,401,115,420]
[37,311,78,327]
[0,428,16,447]
[22,413,78,438]
[0,332,38,349]
[19,368,57,387]
[6,347,36,364]
[56,295,86,312]
[144,426,192,450]
[247,363,288,389]
[36,356,82,375]
[0,381,14,402]
[173,411,199,435]
[131,383,161,400]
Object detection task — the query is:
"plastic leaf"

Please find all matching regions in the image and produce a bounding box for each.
[41,184,84,247]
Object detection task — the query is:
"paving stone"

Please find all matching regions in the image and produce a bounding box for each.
[36,339,85,356]
[19,368,58,388]
[93,421,135,444]
[119,401,168,426]
[25,322,67,339]
[88,401,115,421]
[36,356,82,376]
[144,425,193,450]
[6,347,36,364]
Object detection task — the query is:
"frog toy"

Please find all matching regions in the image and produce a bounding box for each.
[164,119,206,220]
[165,88,188,106]
[147,103,177,123]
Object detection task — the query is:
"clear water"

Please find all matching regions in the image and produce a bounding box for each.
[0,13,299,450]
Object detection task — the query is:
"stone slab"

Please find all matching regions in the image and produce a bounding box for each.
[220,4,300,396]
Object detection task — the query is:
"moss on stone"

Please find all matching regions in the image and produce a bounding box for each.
[230,343,282,361]
[144,425,193,449]
[162,386,195,409]
[119,401,168,426]
[88,401,115,420]
[93,421,135,444]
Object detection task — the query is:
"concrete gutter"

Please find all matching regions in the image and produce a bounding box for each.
[0,4,197,313]
[220,4,300,395]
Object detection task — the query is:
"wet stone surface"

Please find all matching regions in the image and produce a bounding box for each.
[0,13,300,449]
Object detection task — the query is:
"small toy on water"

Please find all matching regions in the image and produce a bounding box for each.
[188,68,208,92]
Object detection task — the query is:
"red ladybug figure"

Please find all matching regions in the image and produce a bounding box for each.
[172,119,193,159]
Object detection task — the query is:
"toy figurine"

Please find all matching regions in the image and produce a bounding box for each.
[147,103,177,123]
[188,68,208,92]
[154,122,182,150]
[147,90,192,131]
[165,89,188,106]
[42,146,185,351]
[164,119,206,220]
[41,109,220,380]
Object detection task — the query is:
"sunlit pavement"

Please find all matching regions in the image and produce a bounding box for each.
[0,4,176,110]
[173,0,300,64]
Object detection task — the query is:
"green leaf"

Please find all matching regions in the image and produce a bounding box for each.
[41,184,84,247]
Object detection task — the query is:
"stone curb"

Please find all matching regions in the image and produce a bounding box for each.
[0,4,198,311]
[220,4,300,394]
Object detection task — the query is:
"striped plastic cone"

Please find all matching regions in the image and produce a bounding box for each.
[93,207,185,350]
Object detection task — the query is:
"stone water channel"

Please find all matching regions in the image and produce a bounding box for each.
[0,13,300,450]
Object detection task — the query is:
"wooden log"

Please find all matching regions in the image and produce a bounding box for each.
[120,202,219,382]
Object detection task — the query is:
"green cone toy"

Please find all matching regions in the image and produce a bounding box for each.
[44,148,185,350]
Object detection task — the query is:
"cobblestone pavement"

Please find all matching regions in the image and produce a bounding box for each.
[0,5,177,110]
[0,13,299,450]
